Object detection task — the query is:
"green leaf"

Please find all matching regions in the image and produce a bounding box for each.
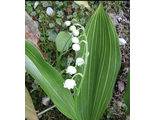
[25,86,38,120]
[25,5,33,14]
[123,69,130,110]
[48,32,57,42]
[56,31,72,52]
[25,40,77,120]
[75,3,121,120]
[26,1,33,6]
[60,57,67,68]
[56,18,63,25]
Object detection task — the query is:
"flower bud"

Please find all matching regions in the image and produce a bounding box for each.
[66,66,77,75]
[119,38,126,45]
[46,7,53,16]
[72,29,79,36]
[76,58,84,66]
[63,79,76,90]
[72,44,80,51]
[69,25,76,32]
[65,21,71,27]
[72,37,79,44]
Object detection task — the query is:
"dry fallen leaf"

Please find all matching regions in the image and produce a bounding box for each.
[74,1,90,8]
[66,7,72,13]
[117,81,125,92]
[25,86,39,120]
[25,11,47,59]
[108,13,119,27]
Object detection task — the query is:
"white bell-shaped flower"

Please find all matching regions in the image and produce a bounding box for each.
[65,21,71,27]
[34,1,39,9]
[119,38,126,45]
[69,25,76,32]
[72,44,80,51]
[76,58,84,66]
[46,7,53,16]
[72,29,79,36]
[66,66,77,75]
[72,37,79,44]
[63,79,76,90]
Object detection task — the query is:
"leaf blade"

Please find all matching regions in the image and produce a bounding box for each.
[25,40,77,119]
[76,3,121,120]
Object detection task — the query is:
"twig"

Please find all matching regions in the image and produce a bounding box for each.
[37,93,74,116]
[37,105,56,116]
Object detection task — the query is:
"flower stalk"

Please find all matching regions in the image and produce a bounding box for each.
[63,19,89,120]
[74,31,88,120]
[75,31,88,97]
[72,73,83,80]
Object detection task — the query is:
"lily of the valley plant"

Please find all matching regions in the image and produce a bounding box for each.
[25,3,122,120]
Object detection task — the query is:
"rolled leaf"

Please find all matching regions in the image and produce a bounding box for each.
[25,40,77,120]
[123,69,130,109]
[75,3,121,120]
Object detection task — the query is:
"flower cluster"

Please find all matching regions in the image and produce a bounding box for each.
[63,20,88,90]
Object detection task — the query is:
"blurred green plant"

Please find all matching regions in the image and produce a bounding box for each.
[42,1,48,7]
[56,18,63,25]
[57,10,64,17]
[72,2,79,9]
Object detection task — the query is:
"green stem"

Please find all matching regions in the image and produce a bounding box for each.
[75,86,79,91]
[30,87,41,93]
[71,19,79,24]
[75,32,88,97]
[73,23,85,31]
[78,34,85,39]
[72,73,83,80]
[56,36,72,69]
[78,40,87,45]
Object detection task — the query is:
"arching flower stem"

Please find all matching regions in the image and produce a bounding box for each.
[72,73,83,80]
[75,32,88,96]
[74,31,88,118]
